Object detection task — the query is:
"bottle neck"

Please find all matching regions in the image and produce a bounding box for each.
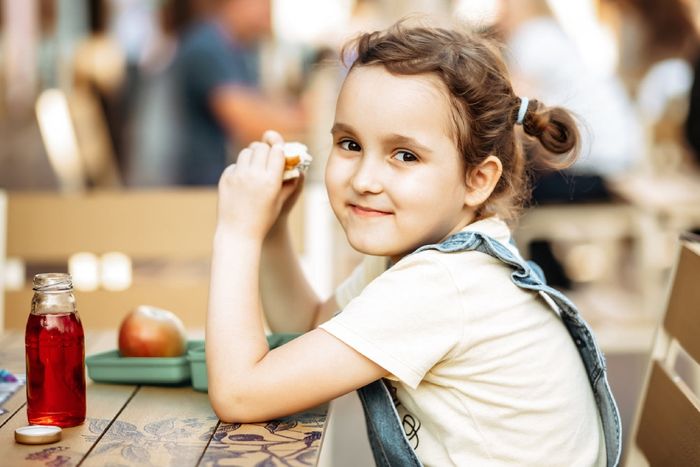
[31,290,77,315]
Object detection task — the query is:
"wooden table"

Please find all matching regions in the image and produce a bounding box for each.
[0,330,328,466]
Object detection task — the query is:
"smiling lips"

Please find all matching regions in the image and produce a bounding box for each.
[349,204,393,217]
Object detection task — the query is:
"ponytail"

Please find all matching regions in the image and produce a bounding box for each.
[515,97,579,170]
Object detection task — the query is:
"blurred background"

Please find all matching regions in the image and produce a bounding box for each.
[1,0,700,463]
[3,0,699,290]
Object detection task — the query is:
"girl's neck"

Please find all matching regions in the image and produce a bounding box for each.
[388,213,483,266]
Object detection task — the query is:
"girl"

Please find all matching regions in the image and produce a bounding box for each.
[206,21,621,466]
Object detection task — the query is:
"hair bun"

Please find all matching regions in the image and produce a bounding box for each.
[521,99,578,161]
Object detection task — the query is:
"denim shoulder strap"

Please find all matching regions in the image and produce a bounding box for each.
[357,379,422,467]
[414,231,622,467]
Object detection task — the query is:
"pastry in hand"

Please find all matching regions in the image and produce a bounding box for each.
[282,142,313,181]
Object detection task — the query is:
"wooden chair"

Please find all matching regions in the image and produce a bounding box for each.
[1,189,303,330]
[625,235,700,466]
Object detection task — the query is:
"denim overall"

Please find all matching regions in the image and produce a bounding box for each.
[357,231,622,467]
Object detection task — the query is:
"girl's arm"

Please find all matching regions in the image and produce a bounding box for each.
[258,131,327,333]
[261,224,339,332]
[207,138,386,423]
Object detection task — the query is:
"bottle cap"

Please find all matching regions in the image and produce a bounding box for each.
[14,425,62,445]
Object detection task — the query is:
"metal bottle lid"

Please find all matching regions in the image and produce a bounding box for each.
[14,425,62,445]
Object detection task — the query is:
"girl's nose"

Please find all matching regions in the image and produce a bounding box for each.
[350,155,383,194]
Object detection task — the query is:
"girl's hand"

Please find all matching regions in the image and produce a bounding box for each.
[261,130,305,238]
[217,136,302,240]
[261,129,284,147]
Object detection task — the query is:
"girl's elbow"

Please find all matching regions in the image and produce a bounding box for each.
[209,386,263,423]
[209,382,267,423]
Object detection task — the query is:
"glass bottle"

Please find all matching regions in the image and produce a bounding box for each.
[25,273,86,427]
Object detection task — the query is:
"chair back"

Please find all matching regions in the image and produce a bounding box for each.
[2,189,303,329]
[628,235,700,466]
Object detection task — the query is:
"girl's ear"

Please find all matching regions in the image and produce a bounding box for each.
[464,155,503,208]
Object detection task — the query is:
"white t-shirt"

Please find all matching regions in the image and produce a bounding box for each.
[320,217,606,467]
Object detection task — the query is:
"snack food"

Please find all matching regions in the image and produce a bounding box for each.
[282,142,312,181]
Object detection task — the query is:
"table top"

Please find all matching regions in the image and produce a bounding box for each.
[0,330,328,466]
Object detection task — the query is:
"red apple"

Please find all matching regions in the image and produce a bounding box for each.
[118,305,187,357]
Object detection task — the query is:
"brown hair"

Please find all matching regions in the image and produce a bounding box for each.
[342,20,580,220]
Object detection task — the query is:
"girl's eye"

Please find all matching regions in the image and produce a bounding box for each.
[393,150,418,163]
[340,140,361,151]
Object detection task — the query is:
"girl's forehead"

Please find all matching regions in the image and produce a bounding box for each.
[341,65,448,100]
[336,65,455,136]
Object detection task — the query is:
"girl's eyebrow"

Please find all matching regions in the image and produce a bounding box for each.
[330,122,355,135]
[385,133,433,154]
[331,123,432,154]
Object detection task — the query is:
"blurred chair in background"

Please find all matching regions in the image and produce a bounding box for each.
[35,89,88,193]
[35,82,121,192]
[625,235,700,466]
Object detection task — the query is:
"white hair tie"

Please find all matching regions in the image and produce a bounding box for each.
[516,97,529,125]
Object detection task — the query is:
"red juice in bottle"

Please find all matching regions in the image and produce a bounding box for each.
[25,274,86,427]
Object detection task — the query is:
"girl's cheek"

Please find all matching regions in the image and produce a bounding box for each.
[325,154,351,188]
[324,156,345,201]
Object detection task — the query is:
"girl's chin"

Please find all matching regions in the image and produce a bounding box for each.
[346,235,411,258]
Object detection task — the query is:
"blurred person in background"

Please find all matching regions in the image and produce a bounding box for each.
[498,0,644,288]
[609,0,698,95]
[174,0,307,186]
[125,0,196,186]
[71,0,127,186]
[686,53,700,167]
[606,0,699,170]
[500,0,643,198]
[73,0,127,166]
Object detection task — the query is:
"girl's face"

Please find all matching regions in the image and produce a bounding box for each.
[326,65,476,261]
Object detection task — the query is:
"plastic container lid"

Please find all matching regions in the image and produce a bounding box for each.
[14,425,62,445]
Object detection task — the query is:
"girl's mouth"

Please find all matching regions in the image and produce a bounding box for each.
[349,204,393,217]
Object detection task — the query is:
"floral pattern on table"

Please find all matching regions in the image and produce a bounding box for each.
[21,409,327,466]
[200,409,327,467]
[23,446,72,466]
[81,416,219,465]
[21,416,218,466]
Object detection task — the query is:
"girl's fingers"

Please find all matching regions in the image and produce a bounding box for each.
[250,142,270,169]
[262,130,284,146]
[267,143,285,174]
[279,174,300,198]
[232,140,288,183]
[237,148,253,168]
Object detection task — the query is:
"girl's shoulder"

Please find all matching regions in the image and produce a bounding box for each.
[392,218,521,291]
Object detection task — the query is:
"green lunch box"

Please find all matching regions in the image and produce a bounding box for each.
[86,340,204,385]
[86,334,301,390]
